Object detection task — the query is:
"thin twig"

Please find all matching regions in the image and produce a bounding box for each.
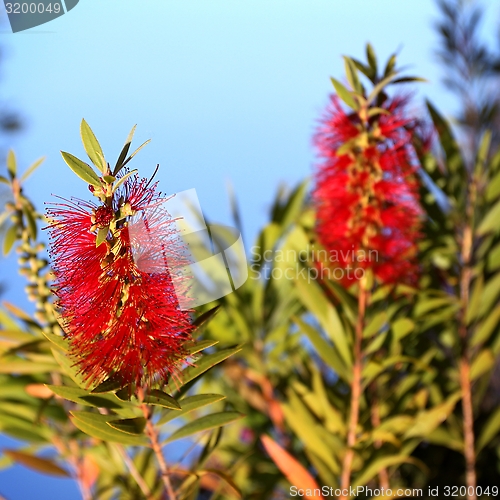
[141,403,177,500]
[116,444,154,499]
[340,277,367,498]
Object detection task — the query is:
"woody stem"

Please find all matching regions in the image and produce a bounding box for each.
[141,404,176,500]
[340,277,367,498]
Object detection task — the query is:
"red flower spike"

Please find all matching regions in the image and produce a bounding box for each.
[313,95,423,285]
[47,174,194,389]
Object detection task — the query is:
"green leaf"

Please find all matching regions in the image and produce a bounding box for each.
[353,456,425,489]
[0,175,9,185]
[475,130,491,176]
[168,346,242,392]
[294,276,352,369]
[282,388,340,474]
[3,450,69,477]
[113,124,136,175]
[476,406,500,453]
[470,349,494,381]
[471,304,500,347]
[477,199,500,236]
[107,417,146,435]
[392,76,427,84]
[23,205,37,241]
[164,411,243,443]
[111,169,138,193]
[383,54,396,77]
[367,107,390,118]
[414,296,453,316]
[0,329,35,344]
[143,389,181,410]
[95,227,108,248]
[20,157,45,183]
[120,140,151,170]
[0,359,59,374]
[363,312,387,338]
[426,100,465,197]
[60,152,101,187]
[365,330,388,355]
[351,58,373,80]
[404,393,460,439]
[51,348,86,388]
[366,43,378,75]
[6,150,16,179]
[3,224,17,256]
[193,305,221,331]
[330,77,358,110]
[70,411,147,445]
[367,73,397,104]
[486,169,500,202]
[81,119,107,173]
[158,394,226,425]
[466,274,484,324]
[293,316,350,383]
[46,385,129,410]
[479,272,500,317]
[392,318,415,340]
[184,339,218,356]
[91,374,127,393]
[40,330,69,352]
[343,56,362,93]
[426,427,463,452]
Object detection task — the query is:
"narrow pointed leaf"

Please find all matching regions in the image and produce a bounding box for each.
[366,43,378,74]
[330,77,357,110]
[70,411,147,445]
[3,450,69,477]
[23,206,37,241]
[112,169,138,193]
[193,305,221,331]
[143,389,181,410]
[60,152,101,187]
[164,411,243,443]
[107,417,146,435]
[46,385,130,410]
[183,339,218,356]
[6,150,16,179]
[20,157,45,182]
[95,227,108,248]
[121,140,151,169]
[113,124,137,175]
[158,394,226,425]
[91,374,127,393]
[81,119,107,173]
[168,346,242,391]
[3,224,17,256]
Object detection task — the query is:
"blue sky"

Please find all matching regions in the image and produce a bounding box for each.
[0,0,498,498]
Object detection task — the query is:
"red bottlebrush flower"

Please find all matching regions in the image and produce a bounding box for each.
[47,174,194,389]
[313,95,423,285]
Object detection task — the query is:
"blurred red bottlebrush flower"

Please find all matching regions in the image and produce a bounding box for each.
[313,95,423,284]
[46,174,194,388]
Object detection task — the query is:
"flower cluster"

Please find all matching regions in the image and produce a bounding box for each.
[47,174,193,389]
[313,95,423,284]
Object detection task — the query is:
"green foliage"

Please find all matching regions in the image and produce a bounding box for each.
[0,137,244,500]
[2,37,500,500]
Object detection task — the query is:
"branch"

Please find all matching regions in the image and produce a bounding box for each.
[141,403,177,500]
[340,278,367,498]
